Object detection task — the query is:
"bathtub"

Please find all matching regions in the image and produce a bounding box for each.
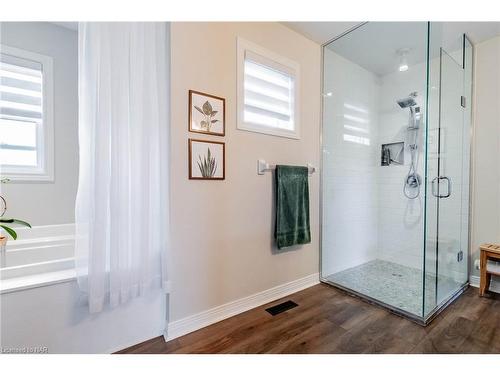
[0,223,75,293]
[0,222,165,353]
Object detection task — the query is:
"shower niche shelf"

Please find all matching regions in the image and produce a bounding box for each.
[381,142,404,166]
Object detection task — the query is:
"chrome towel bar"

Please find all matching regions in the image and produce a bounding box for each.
[257,159,316,176]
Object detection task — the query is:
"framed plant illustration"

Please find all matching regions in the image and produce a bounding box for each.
[188,90,225,136]
[188,139,225,180]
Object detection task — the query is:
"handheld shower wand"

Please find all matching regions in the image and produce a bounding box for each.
[397,92,421,199]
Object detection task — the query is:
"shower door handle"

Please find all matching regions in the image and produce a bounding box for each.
[431,176,451,198]
[439,176,451,198]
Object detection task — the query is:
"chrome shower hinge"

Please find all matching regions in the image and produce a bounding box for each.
[461,96,466,108]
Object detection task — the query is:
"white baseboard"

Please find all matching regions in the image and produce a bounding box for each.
[469,275,500,293]
[165,273,320,341]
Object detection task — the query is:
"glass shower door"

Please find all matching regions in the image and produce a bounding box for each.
[321,22,430,320]
[432,43,469,309]
[321,22,472,324]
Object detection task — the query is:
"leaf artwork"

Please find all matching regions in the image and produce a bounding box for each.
[197,147,218,178]
[202,101,212,115]
[194,100,219,132]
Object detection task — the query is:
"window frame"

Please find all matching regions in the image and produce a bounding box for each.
[0,44,54,182]
[237,37,301,139]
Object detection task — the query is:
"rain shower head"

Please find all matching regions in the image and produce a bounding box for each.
[397,92,418,108]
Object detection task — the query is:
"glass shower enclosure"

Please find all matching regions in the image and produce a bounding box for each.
[320,22,473,324]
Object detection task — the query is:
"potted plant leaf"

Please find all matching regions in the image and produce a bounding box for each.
[0,178,31,251]
[0,218,32,241]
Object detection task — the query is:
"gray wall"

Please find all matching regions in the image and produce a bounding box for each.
[0,22,78,226]
[470,36,500,277]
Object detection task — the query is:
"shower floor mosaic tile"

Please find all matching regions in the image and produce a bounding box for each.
[326,259,463,317]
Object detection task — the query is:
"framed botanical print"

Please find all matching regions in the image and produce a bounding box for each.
[188,90,225,136]
[188,139,225,180]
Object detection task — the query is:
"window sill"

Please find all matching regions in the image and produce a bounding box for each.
[237,122,300,140]
[0,172,54,183]
[0,223,75,294]
[0,268,76,294]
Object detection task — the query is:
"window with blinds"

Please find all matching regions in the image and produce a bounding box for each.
[237,38,300,139]
[0,45,53,180]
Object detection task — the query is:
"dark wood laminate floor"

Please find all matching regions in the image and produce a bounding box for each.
[117,284,500,354]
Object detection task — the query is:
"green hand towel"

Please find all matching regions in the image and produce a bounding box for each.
[275,165,311,249]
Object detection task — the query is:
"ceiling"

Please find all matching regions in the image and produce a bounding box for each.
[285,21,500,45]
[285,22,361,45]
[52,21,500,47]
[285,21,500,76]
[51,21,500,76]
[324,22,428,76]
[51,22,78,31]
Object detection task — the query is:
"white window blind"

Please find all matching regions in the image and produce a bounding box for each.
[0,56,42,167]
[0,45,53,181]
[237,38,300,139]
[244,53,295,130]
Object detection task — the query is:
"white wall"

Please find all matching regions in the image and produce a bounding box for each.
[321,49,380,276]
[169,22,321,322]
[470,36,500,277]
[321,49,429,276]
[0,22,79,226]
[376,64,427,270]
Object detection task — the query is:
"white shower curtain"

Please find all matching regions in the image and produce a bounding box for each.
[76,22,170,314]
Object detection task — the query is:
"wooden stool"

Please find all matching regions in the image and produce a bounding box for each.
[479,243,500,296]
